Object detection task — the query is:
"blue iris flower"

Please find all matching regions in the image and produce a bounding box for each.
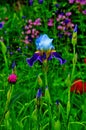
[26,34,66,67]
[35,34,54,50]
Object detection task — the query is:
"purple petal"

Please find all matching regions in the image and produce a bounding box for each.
[51,51,66,64]
[38,53,46,63]
[48,54,53,60]
[26,52,40,66]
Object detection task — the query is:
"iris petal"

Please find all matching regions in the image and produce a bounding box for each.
[52,51,66,64]
[26,52,40,66]
[38,53,46,63]
[48,54,53,60]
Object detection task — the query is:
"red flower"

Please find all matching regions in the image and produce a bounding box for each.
[8,73,17,84]
[70,79,86,94]
[84,58,86,64]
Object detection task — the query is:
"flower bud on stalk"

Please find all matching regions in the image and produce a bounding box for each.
[72,24,77,45]
[45,87,51,104]
[37,75,43,87]
[36,88,42,109]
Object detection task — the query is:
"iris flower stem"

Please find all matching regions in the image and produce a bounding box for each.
[44,71,48,87]
[43,60,48,87]
[43,60,53,129]
[71,45,76,81]
[67,44,76,129]
[37,108,40,130]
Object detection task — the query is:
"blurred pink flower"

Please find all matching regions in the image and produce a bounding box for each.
[48,19,54,26]
[57,25,63,30]
[66,12,72,16]
[82,10,86,14]
[8,74,17,84]
[26,30,31,34]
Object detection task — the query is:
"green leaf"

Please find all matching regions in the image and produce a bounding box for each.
[0,41,7,55]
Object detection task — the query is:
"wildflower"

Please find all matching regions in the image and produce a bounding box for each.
[56,100,59,105]
[0,22,4,29]
[76,0,86,5]
[38,0,43,4]
[23,18,41,44]
[55,4,59,8]
[70,79,86,94]
[10,52,13,55]
[28,0,33,6]
[66,12,72,16]
[22,16,26,19]
[8,73,17,84]
[84,58,86,64]
[69,0,75,4]
[36,88,42,98]
[56,11,74,38]
[72,24,77,45]
[33,18,41,26]
[48,19,54,27]
[74,24,77,32]
[12,61,16,69]
[82,10,86,15]
[26,34,66,66]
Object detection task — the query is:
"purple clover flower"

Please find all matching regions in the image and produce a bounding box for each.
[26,34,66,67]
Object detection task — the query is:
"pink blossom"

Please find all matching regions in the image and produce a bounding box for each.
[26,30,31,34]
[32,28,36,34]
[23,40,30,44]
[57,25,63,30]
[31,35,35,38]
[69,0,75,4]
[25,26,29,30]
[28,19,33,24]
[29,25,32,28]
[66,12,72,16]
[8,74,17,84]
[48,19,54,26]
[82,10,86,14]
[33,18,41,26]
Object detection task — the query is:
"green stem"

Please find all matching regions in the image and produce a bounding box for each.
[44,71,48,87]
[71,45,76,81]
[4,85,14,130]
